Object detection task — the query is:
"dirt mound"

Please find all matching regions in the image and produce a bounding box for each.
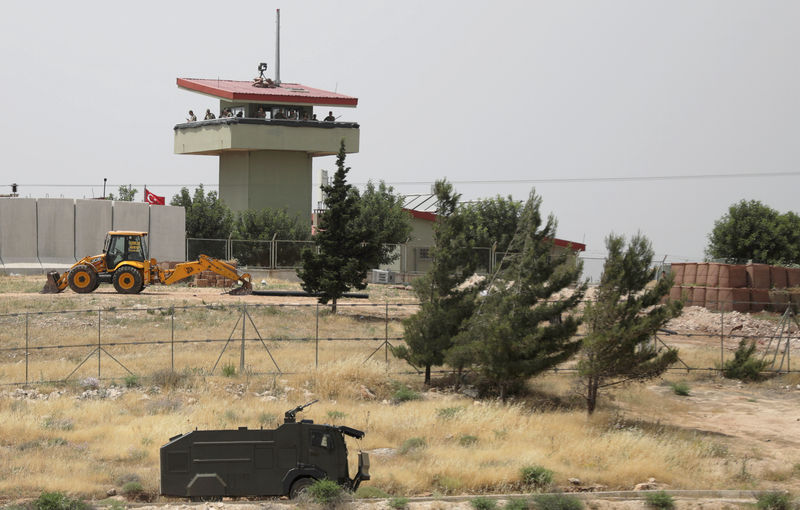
[667,306,798,340]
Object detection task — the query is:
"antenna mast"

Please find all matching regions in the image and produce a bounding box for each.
[275,9,281,85]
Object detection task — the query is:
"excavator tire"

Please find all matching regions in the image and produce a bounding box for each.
[113,266,144,294]
[68,265,98,294]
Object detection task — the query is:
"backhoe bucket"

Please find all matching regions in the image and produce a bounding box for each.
[41,271,63,294]
[227,279,253,296]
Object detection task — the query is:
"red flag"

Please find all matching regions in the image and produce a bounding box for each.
[144,188,165,205]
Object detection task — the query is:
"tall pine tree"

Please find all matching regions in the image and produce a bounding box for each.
[298,141,366,313]
[579,233,683,414]
[448,190,585,400]
[393,180,482,384]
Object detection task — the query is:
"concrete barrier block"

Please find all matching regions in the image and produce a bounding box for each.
[0,198,39,269]
[112,201,149,232]
[75,199,112,258]
[37,199,75,265]
[149,205,185,261]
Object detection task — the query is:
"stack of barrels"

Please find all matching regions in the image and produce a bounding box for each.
[670,263,800,312]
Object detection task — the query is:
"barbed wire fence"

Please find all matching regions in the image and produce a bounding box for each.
[0,301,797,387]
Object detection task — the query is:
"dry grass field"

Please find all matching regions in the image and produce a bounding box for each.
[0,274,799,503]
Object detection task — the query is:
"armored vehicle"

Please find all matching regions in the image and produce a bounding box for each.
[160,401,369,500]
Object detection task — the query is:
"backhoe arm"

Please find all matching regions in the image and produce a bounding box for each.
[159,254,252,294]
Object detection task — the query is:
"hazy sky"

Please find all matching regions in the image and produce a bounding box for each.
[1,1,798,278]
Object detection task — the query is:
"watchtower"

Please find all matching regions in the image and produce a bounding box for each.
[174,75,359,221]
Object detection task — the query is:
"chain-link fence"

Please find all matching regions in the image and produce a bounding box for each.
[0,301,797,387]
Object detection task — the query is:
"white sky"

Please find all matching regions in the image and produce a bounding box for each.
[1,1,798,279]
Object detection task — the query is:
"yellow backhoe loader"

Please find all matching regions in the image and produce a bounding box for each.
[42,231,252,295]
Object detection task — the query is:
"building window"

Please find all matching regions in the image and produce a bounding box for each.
[417,248,432,260]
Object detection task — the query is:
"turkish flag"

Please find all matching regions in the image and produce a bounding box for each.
[144,188,165,205]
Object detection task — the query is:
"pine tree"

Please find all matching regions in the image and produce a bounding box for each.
[297,141,365,313]
[393,180,482,384]
[579,233,683,415]
[448,190,585,400]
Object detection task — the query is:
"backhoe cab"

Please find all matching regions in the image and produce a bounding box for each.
[42,231,252,295]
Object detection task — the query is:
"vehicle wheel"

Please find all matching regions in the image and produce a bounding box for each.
[67,264,98,294]
[113,266,143,294]
[289,477,315,499]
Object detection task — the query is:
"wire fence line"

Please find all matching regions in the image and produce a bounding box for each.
[0,301,797,387]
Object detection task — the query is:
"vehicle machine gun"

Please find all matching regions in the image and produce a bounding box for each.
[284,399,318,423]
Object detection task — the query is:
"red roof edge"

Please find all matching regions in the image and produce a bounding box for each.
[176,78,358,106]
[403,208,586,252]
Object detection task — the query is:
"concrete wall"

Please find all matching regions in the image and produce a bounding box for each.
[0,198,38,268]
[37,199,75,265]
[0,198,186,273]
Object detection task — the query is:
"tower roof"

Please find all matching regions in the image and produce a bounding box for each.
[177,78,358,107]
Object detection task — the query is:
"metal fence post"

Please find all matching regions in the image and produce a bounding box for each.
[385,302,389,366]
[720,308,724,376]
[97,308,102,378]
[25,312,29,386]
[170,306,175,372]
[240,304,246,374]
[315,303,319,368]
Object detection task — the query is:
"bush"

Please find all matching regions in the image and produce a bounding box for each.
[670,381,690,396]
[436,406,463,419]
[222,363,236,377]
[392,385,421,403]
[505,499,531,510]
[307,479,344,506]
[723,340,769,382]
[756,491,793,510]
[327,410,347,421]
[121,482,143,498]
[150,368,188,389]
[34,492,88,510]
[389,496,410,509]
[520,465,554,490]
[354,486,390,499]
[399,437,427,454]
[532,494,584,510]
[459,435,479,447]
[645,491,675,510]
[123,374,140,388]
[471,497,498,510]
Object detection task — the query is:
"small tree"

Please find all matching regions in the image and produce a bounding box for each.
[393,180,482,384]
[579,233,683,415]
[108,184,138,201]
[298,141,367,313]
[461,194,522,252]
[448,190,585,400]
[351,180,412,267]
[171,184,234,240]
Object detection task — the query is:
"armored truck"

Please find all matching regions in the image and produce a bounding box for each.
[160,401,370,500]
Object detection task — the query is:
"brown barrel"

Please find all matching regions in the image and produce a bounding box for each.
[684,263,698,285]
[750,288,769,312]
[671,263,685,285]
[705,287,719,311]
[718,287,733,312]
[695,263,709,286]
[746,263,771,289]
[770,266,788,289]
[706,263,721,288]
[732,288,750,312]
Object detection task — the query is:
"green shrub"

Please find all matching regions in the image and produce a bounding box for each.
[150,368,188,389]
[723,340,769,382]
[389,496,410,509]
[354,486,390,499]
[327,410,347,421]
[459,435,479,447]
[520,465,554,490]
[756,491,793,510]
[399,437,427,454]
[222,363,236,377]
[307,479,344,506]
[34,492,88,510]
[107,500,126,510]
[123,374,140,388]
[505,498,531,510]
[121,482,143,497]
[471,497,498,510]
[670,381,690,396]
[436,406,463,419]
[392,385,420,403]
[532,494,584,510]
[645,491,675,510]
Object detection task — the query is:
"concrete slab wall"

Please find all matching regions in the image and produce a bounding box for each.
[37,199,75,265]
[112,202,149,232]
[149,206,186,261]
[75,200,112,258]
[0,198,39,267]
